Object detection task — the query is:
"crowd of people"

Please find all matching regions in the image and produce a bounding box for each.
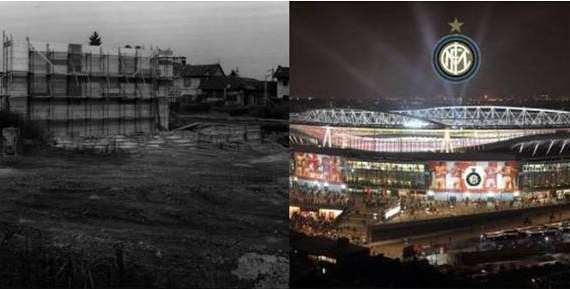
[362,191,399,208]
[354,192,567,224]
[289,187,351,209]
[289,211,339,239]
[392,196,565,223]
[289,211,367,244]
[289,181,570,244]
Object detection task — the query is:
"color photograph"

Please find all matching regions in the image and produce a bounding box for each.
[290,2,570,288]
[0,2,288,288]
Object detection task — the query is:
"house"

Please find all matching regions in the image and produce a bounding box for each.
[273,66,289,100]
[172,56,187,66]
[173,64,225,103]
[200,75,276,106]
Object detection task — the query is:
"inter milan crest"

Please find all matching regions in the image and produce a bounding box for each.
[432,18,480,83]
[465,168,482,187]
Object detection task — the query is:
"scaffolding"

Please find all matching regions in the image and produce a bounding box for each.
[1,33,173,137]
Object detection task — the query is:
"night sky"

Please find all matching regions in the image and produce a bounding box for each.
[291,2,570,105]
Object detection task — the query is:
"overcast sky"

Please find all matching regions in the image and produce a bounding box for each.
[292,2,570,103]
[0,1,288,79]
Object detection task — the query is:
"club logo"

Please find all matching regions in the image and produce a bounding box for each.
[466,169,482,187]
[432,18,480,83]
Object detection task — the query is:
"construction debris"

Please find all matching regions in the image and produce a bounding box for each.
[51,123,262,153]
[232,252,289,289]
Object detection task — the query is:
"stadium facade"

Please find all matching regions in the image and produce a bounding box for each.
[290,106,570,202]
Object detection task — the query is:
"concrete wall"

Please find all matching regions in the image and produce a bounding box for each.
[26,99,163,137]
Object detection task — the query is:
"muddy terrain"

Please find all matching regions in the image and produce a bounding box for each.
[0,141,289,288]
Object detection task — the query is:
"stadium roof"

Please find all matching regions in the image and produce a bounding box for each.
[290,108,443,129]
[291,106,570,129]
[396,106,570,128]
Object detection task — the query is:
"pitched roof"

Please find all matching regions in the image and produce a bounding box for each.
[200,76,276,92]
[273,66,289,80]
[177,64,225,77]
[200,76,253,90]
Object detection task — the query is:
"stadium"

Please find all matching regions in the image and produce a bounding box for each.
[289,106,570,234]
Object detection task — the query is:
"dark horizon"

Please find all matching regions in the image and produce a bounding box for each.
[291,2,570,105]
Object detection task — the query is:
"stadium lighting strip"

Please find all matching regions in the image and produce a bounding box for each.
[396,106,570,128]
[291,106,570,129]
[290,123,568,153]
[290,108,440,128]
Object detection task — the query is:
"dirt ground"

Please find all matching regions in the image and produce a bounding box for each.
[0,141,289,288]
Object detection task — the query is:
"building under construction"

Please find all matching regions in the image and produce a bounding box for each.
[0,34,172,137]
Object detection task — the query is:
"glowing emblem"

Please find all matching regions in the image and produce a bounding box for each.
[439,41,473,76]
[466,171,482,187]
[432,20,480,83]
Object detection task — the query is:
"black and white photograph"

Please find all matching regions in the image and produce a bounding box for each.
[0,2,289,288]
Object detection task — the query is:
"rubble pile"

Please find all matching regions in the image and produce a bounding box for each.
[232,252,289,289]
[52,123,262,153]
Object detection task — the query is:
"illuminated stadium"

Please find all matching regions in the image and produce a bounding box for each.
[289,106,570,207]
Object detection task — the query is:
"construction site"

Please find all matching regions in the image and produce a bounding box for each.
[0,33,171,138]
[0,34,289,288]
[0,137,289,288]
